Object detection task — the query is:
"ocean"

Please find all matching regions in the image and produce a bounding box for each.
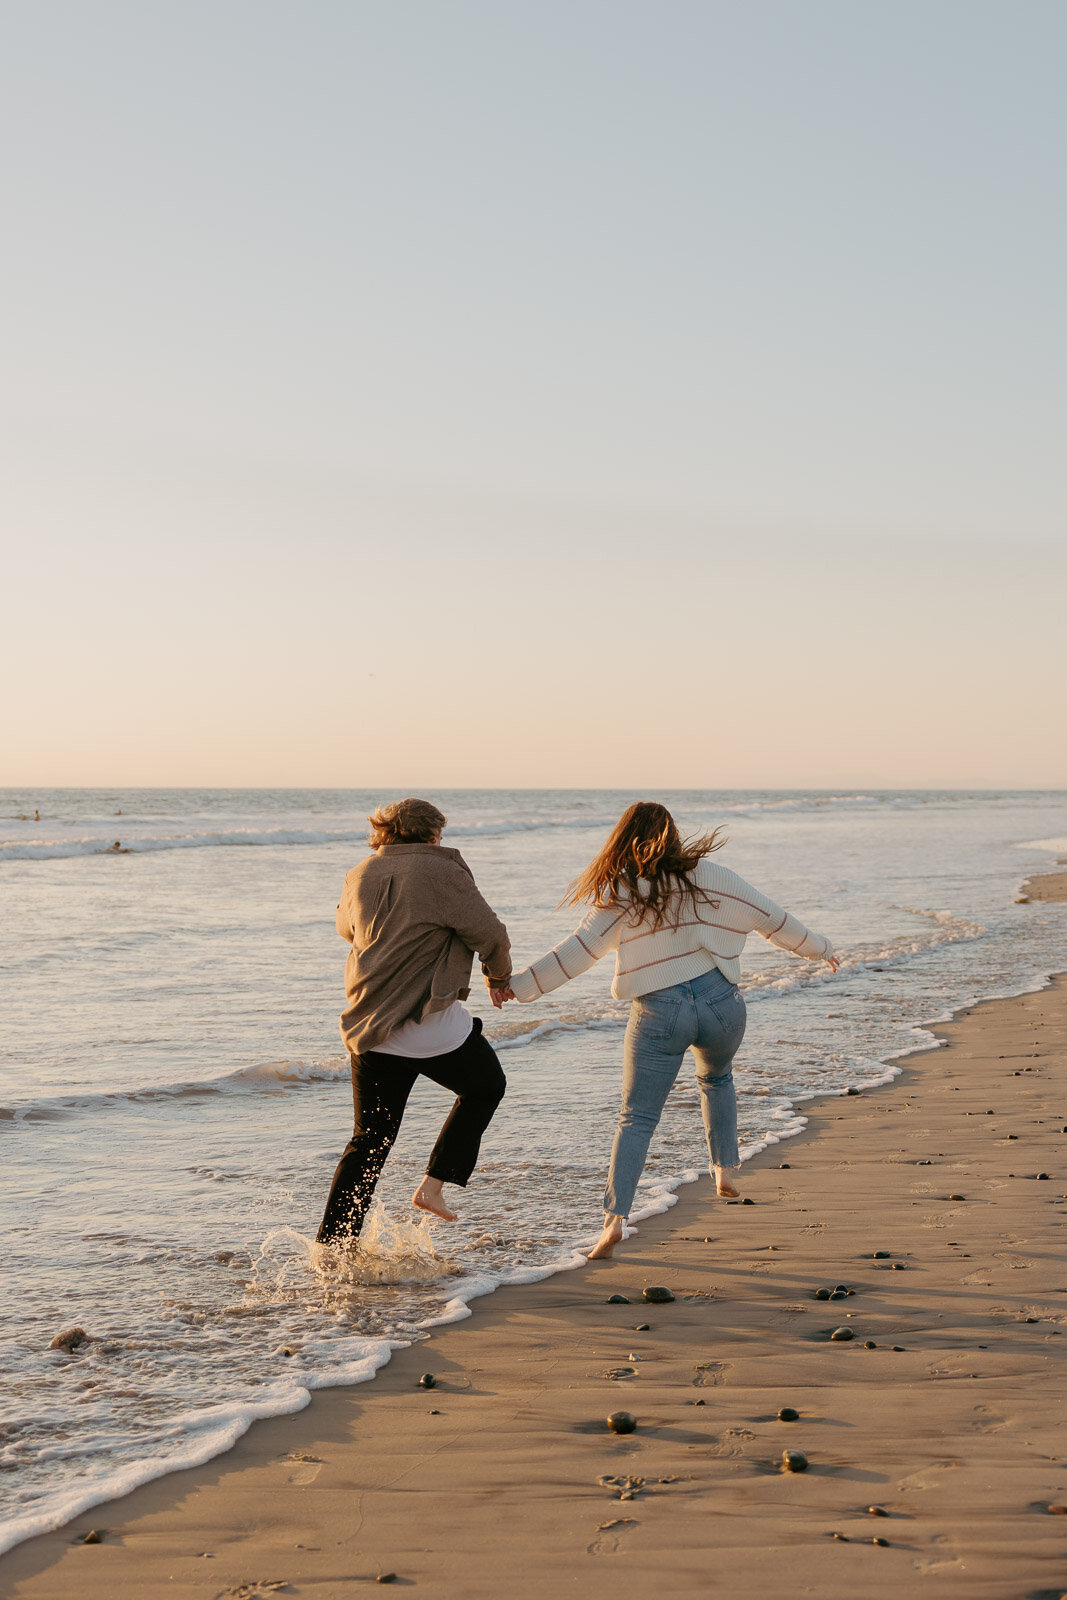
[1,787,1065,1553]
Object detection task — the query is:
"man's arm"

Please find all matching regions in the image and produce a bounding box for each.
[432,861,512,986]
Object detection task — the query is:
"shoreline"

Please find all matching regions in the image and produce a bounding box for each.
[2,876,1065,1597]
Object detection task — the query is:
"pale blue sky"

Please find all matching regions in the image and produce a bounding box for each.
[2,2,1065,786]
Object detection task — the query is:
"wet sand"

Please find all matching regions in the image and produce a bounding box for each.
[1020,861,1067,903]
[3,891,1066,1598]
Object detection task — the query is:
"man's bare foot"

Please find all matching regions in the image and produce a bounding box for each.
[715,1168,740,1198]
[587,1214,625,1260]
[412,1177,458,1221]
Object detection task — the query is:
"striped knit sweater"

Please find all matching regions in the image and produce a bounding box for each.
[509,858,833,1003]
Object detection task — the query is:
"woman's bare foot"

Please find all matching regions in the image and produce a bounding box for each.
[412,1177,458,1221]
[715,1168,741,1198]
[587,1213,626,1260]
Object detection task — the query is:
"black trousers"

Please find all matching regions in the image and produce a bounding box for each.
[316,1017,506,1243]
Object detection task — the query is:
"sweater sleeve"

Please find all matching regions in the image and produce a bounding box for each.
[510,902,627,1002]
[716,868,834,962]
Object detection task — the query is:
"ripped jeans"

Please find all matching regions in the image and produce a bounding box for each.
[603,964,747,1218]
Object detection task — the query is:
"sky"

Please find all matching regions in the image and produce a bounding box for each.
[1,0,1065,789]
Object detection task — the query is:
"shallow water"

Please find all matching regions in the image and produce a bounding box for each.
[1,787,1065,1550]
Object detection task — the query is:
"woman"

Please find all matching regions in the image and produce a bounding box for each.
[507,802,837,1259]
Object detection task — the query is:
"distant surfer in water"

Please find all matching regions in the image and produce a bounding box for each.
[317,798,513,1245]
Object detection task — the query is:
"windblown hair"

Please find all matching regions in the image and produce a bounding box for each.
[367,797,447,849]
[565,801,726,932]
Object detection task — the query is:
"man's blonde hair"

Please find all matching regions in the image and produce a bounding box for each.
[367,797,447,849]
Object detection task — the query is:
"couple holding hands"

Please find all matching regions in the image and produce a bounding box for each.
[317,797,836,1261]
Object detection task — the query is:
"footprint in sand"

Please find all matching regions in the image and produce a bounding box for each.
[587,1517,638,1555]
[692,1360,729,1387]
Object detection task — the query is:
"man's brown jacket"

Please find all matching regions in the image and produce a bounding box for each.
[336,842,512,1056]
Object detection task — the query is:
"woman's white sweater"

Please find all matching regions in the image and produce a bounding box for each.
[509,858,833,1003]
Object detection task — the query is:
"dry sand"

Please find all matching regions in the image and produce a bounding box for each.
[3,882,1066,1600]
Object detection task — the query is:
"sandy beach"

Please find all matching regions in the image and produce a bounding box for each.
[3,885,1065,1600]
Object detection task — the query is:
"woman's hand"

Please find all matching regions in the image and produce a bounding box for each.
[489,985,515,1009]
[825,955,840,973]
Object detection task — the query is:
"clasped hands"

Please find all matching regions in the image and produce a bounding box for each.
[489,982,516,1010]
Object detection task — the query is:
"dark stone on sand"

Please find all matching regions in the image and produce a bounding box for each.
[607,1410,637,1434]
[864,1340,877,1349]
[833,1284,848,1293]
[1026,1316,1040,1323]
[891,1262,906,1270]
[777,1407,799,1421]
[867,1505,888,1516]
[418,1373,436,1389]
[891,1345,906,1352]
[377,1574,397,1584]
[830,1290,848,1301]
[635,1323,651,1331]
[780,1162,791,1169]
[692,1397,706,1405]
[642,1286,675,1303]
[1039,1173,1050,1180]
[949,1193,966,1201]
[846,1087,860,1096]
[1048,1504,1067,1514]
[81,1530,103,1545]
[781,1449,808,1472]
[428,1408,440,1414]
[831,1531,849,1540]
[50,1328,91,1353]
[741,1196,755,1205]
[872,1536,889,1546]
[830,1327,854,1341]
[814,1288,831,1300]
[1008,1134,1018,1139]
[606,1294,631,1304]
[281,1348,294,1357]
[872,1250,890,1259]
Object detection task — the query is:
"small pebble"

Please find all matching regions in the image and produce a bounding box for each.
[781,1449,808,1472]
[692,1398,706,1405]
[81,1530,103,1545]
[892,1345,906,1352]
[829,1290,848,1301]
[50,1328,91,1353]
[607,1410,637,1434]
[635,1324,650,1331]
[1026,1316,1040,1324]
[1039,1173,1050,1180]
[606,1294,631,1304]
[872,1250,891,1259]
[891,1262,906,1270]
[831,1531,849,1540]
[1048,1504,1067,1515]
[428,1408,440,1415]
[864,1340,877,1349]
[741,1196,755,1205]
[418,1373,436,1389]
[814,1288,831,1301]
[833,1284,849,1294]
[846,1087,860,1096]
[777,1406,799,1421]
[642,1286,675,1303]
[871,1536,889,1546]
[867,1506,888,1516]
[949,1193,966,1201]
[830,1327,854,1341]
[377,1574,397,1584]
[780,1162,791,1169]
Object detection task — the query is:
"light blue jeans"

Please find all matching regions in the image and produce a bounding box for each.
[604,965,747,1218]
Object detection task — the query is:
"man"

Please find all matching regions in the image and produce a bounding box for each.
[317,797,512,1244]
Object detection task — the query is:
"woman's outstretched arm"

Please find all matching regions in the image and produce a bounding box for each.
[509,901,627,1001]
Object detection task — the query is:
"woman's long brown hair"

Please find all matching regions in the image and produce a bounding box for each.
[564,802,726,931]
